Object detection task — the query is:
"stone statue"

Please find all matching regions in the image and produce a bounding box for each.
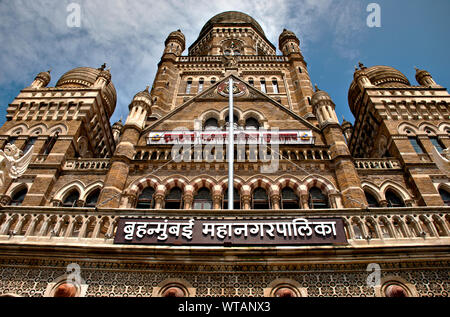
[0,143,34,187]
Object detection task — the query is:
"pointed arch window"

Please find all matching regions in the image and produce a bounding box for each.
[260,79,266,93]
[223,187,241,209]
[85,188,100,208]
[408,137,424,154]
[439,188,450,206]
[10,187,28,206]
[308,187,329,209]
[193,188,213,210]
[186,78,193,94]
[365,191,380,208]
[385,189,405,208]
[272,79,279,94]
[136,187,155,209]
[252,187,270,209]
[22,137,37,154]
[165,187,183,209]
[430,137,446,154]
[281,187,300,209]
[63,190,80,208]
[198,78,204,93]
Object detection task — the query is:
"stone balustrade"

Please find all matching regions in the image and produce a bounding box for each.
[63,159,111,171]
[177,55,288,63]
[133,147,331,162]
[354,158,401,170]
[0,206,448,246]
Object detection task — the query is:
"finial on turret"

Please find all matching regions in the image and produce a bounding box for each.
[314,84,320,92]
[99,63,107,71]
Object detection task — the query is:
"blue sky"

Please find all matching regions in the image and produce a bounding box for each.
[0,0,449,127]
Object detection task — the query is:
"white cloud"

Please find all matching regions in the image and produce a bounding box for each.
[0,0,367,123]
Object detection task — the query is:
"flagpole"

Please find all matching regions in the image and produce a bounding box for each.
[228,77,234,210]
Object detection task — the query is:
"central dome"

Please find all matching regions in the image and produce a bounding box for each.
[199,11,265,37]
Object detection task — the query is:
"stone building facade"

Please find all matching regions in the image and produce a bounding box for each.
[0,11,448,298]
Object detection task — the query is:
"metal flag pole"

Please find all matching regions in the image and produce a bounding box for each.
[228,77,234,210]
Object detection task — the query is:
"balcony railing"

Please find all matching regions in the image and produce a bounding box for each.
[176,55,288,63]
[354,158,402,170]
[63,159,111,171]
[0,206,448,247]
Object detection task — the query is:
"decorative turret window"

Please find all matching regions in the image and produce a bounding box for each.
[272,78,279,94]
[260,79,266,93]
[185,78,192,94]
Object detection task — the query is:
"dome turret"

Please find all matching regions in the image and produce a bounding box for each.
[56,66,117,117]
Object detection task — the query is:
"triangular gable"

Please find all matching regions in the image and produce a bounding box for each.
[142,74,319,134]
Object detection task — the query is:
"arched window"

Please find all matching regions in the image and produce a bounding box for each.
[204,118,219,130]
[63,190,80,208]
[223,188,241,209]
[22,137,37,154]
[408,137,424,154]
[365,191,379,208]
[198,78,204,93]
[85,189,100,208]
[385,190,405,207]
[193,188,213,210]
[281,187,299,209]
[185,78,192,94]
[430,137,446,154]
[211,77,217,85]
[245,117,260,130]
[260,79,266,93]
[272,79,279,94]
[308,187,329,209]
[136,187,155,209]
[10,187,28,206]
[439,188,450,206]
[225,115,238,129]
[165,187,183,209]
[252,187,270,209]
[42,132,59,155]
[248,78,254,86]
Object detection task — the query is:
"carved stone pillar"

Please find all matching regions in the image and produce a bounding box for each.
[241,195,251,210]
[271,194,281,210]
